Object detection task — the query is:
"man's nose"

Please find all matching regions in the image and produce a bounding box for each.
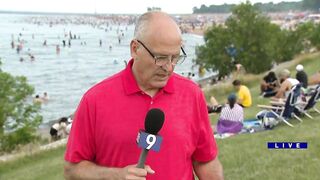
[160,61,174,71]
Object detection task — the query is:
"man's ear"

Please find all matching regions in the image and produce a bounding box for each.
[130,40,139,59]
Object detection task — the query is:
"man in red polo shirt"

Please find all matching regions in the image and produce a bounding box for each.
[64,11,223,180]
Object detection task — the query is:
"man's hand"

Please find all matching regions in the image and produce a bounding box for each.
[121,164,155,180]
[64,161,154,180]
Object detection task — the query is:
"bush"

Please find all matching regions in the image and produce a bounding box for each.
[195,2,318,77]
[0,127,40,152]
[0,60,42,152]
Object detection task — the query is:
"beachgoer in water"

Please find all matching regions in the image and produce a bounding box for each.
[11,40,15,49]
[41,92,49,102]
[56,45,60,54]
[33,94,43,104]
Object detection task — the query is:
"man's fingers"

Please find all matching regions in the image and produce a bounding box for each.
[145,165,155,174]
[124,164,154,180]
[127,166,147,177]
[125,174,146,180]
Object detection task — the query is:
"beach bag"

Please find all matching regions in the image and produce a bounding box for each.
[256,110,279,129]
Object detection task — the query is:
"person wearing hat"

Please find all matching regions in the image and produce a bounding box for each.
[216,93,244,134]
[272,69,300,100]
[295,64,308,89]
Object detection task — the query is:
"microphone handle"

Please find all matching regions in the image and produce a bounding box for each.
[136,149,149,168]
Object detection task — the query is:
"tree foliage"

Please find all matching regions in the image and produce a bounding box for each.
[226,3,282,74]
[302,0,320,11]
[193,1,303,14]
[195,2,280,75]
[195,2,320,77]
[309,23,320,48]
[0,60,42,152]
[195,25,233,77]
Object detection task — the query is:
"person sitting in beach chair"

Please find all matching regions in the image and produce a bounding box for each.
[295,64,308,89]
[258,84,302,127]
[295,84,320,119]
[216,94,244,134]
[271,69,299,101]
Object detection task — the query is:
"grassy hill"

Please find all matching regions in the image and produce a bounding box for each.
[0,53,319,180]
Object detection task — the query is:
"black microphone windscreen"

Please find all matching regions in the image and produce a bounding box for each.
[144,108,165,135]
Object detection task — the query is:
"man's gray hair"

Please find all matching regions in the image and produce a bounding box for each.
[134,12,155,40]
[134,11,179,40]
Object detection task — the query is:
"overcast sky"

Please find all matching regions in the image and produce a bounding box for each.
[0,0,301,14]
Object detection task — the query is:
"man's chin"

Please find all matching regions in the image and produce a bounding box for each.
[152,80,168,89]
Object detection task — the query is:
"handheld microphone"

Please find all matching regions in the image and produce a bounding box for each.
[136,108,165,168]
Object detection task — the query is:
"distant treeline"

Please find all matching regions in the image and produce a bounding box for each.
[193,1,305,13]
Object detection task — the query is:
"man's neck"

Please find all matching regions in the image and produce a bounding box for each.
[141,87,159,97]
[132,65,159,97]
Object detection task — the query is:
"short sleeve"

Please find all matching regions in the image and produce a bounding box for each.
[238,88,245,102]
[65,96,96,163]
[192,91,218,162]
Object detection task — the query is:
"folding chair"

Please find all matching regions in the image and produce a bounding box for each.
[296,85,320,119]
[258,84,302,127]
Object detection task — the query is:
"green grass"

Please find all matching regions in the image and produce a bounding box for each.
[0,146,66,180]
[214,112,320,180]
[207,53,320,180]
[0,53,319,180]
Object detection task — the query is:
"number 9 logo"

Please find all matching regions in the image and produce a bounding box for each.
[146,134,156,150]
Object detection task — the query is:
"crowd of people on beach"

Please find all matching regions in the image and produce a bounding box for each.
[9,15,135,66]
[4,16,132,143]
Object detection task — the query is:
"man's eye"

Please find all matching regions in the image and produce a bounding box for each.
[157,56,168,61]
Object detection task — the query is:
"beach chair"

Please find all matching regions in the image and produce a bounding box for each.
[258,84,302,127]
[296,85,320,119]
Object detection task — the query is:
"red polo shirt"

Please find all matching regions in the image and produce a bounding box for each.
[65,59,218,180]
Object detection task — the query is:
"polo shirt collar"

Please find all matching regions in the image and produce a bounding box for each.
[122,59,175,95]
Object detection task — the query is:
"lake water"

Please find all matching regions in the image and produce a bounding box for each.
[0,13,204,123]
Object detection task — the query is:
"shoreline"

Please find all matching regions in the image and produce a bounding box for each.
[0,138,67,162]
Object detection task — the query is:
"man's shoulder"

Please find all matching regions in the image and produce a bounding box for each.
[240,85,250,92]
[172,73,201,91]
